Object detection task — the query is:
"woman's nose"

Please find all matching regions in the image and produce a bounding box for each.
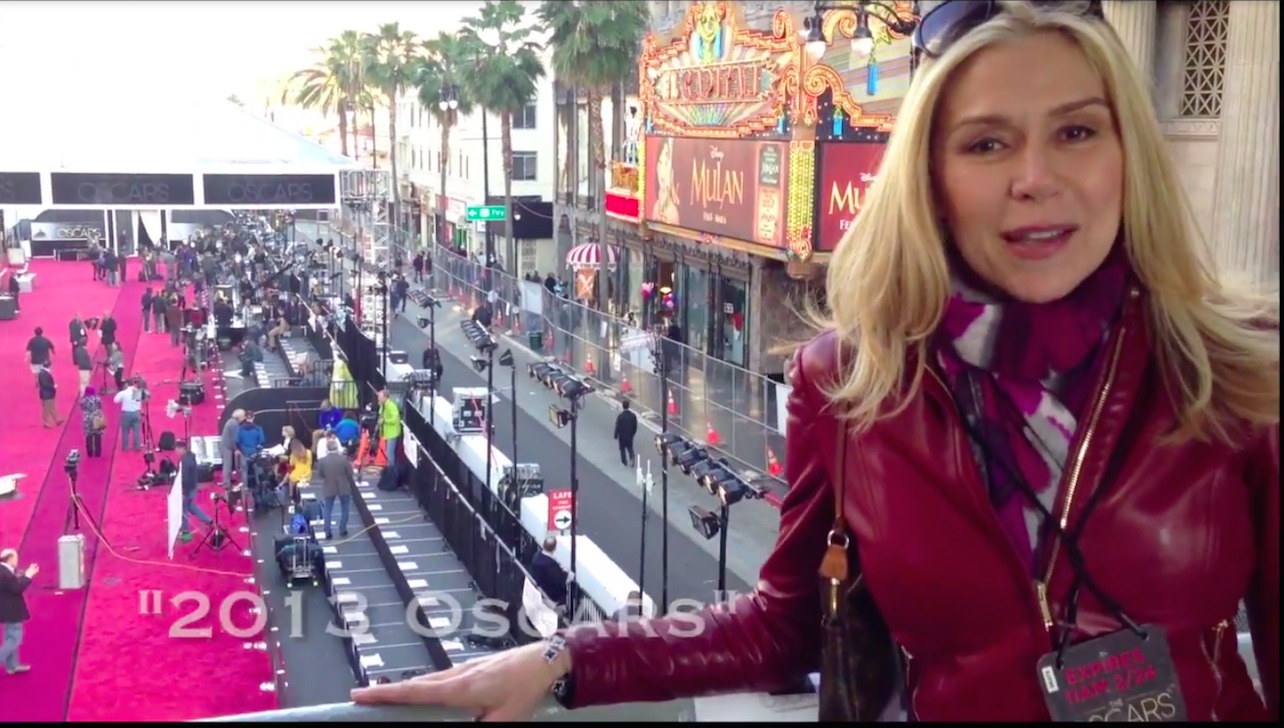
[1009,144,1062,202]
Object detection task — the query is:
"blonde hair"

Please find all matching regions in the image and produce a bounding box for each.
[822,0,1278,444]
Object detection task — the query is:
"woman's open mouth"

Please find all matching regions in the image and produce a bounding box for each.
[1000,225,1078,261]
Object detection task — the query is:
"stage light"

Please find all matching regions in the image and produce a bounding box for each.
[470,356,489,373]
[688,506,720,540]
[675,446,709,475]
[655,433,683,456]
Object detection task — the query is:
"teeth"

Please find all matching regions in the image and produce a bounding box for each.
[1024,230,1063,240]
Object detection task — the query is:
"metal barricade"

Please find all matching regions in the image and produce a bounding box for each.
[427,243,787,485]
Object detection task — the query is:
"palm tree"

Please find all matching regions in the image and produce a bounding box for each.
[461,0,546,272]
[412,32,478,248]
[285,30,367,158]
[363,23,421,226]
[539,0,648,310]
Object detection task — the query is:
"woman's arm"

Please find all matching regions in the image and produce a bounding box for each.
[561,335,839,707]
[1246,423,1279,719]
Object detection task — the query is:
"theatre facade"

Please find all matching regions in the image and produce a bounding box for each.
[594,0,913,376]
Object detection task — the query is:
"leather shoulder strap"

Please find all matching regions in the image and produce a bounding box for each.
[818,410,851,581]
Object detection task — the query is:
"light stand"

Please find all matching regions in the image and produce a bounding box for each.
[190,492,243,558]
[688,465,768,600]
[463,320,499,501]
[549,376,591,615]
[62,455,101,535]
[499,349,517,469]
[484,343,495,498]
[653,340,672,613]
[638,460,650,602]
[417,296,442,427]
[378,271,390,381]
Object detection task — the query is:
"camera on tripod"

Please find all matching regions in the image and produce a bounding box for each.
[359,405,379,434]
[64,449,81,473]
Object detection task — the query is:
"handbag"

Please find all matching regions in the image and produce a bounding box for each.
[817,417,899,722]
[90,411,107,432]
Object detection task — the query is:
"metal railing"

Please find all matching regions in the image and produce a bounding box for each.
[422,244,787,489]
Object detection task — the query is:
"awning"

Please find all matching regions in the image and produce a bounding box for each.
[565,241,619,271]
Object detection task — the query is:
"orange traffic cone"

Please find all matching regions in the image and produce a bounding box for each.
[706,422,721,446]
[766,446,783,477]
[620,376,633,395]
[373,439,388,468]
[562,349,572,364]
[584,357,596,376]
[667,392,678,416]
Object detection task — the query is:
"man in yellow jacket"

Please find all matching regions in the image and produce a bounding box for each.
[377,389,403,486]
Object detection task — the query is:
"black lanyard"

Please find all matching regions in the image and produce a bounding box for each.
[957,369,1143,666]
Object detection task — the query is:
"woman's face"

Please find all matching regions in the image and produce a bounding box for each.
[933,31,1123,303]
[657,141,673,183]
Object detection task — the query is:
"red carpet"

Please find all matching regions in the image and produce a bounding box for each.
[65,291,276,720]
[0,259,121,558]
[0,256,135,719]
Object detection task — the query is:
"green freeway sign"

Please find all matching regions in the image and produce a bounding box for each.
[466,205,507,222]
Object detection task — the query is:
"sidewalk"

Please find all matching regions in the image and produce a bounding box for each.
[391,293,781,586]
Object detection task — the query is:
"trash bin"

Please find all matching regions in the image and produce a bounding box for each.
[528,330,543,352]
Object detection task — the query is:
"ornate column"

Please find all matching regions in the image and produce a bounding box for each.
[1103,0,1157,82]
[1209,0,1280,285]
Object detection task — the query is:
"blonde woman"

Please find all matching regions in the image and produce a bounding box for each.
[353,2,1278,721]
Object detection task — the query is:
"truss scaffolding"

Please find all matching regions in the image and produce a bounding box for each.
[339,168,392,265]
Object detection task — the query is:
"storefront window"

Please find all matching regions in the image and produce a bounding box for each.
[684,264,709,354]
[624,248,644,321]
[719,278,749,367]
[651,258,679,329]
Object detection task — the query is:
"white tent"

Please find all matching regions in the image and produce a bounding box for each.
[0,95,359,211]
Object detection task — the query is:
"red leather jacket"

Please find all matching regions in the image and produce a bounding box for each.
[564,291,1279,721]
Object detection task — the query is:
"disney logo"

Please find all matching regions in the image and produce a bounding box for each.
[859,172,876,184]
[708,145,725,162]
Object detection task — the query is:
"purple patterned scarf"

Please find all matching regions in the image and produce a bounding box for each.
[937,250,1129,574]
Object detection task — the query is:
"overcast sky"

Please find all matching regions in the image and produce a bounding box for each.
[0,1,493,101]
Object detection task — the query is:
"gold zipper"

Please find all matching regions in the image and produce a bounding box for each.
[900,644,920,721]
[1203,620,1229,721]
[1034,322,1128,631]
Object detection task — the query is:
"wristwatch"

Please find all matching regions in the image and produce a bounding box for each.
[543,635,575,708]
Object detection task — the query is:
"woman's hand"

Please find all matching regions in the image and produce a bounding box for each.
[350,641,568,722]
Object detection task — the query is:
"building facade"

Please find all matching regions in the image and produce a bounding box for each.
[395,51,560,276]
[558,0,1278,380]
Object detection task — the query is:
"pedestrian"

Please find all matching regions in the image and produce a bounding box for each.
[0,548,36,675]
[35,361,60,428]
[613,400,637,467]
[176,441,213,543]
[113,377,145,451]
[317,433,356,539]
[80,386,105,457]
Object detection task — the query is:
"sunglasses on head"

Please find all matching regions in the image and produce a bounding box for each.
[912,0,1105,61]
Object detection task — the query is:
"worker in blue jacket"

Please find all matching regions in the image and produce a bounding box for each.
[235,411,267,488]
[317,399,343,431]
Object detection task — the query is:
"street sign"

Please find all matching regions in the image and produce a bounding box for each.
[465,205,506,222]
[547,489,573,532]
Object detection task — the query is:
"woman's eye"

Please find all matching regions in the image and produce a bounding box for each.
[1060,124,1097,142]
[965,138,1004,155]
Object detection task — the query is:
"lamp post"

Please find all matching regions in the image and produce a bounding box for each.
[437,86,460,249]
[657,343,672,613]
[801,0,921,62]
